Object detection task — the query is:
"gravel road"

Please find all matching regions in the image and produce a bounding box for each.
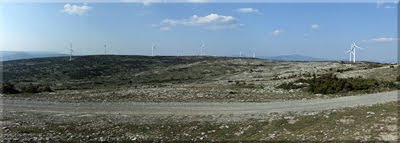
[1,91,398,115]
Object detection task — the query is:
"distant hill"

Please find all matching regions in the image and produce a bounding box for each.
[262,54,326,62]
[0,51,68,61]
[2,55,238,90]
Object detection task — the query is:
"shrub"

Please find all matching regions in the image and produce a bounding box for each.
[306,74,380,94]
[278,73,396,94]
[21,84,53,93]
[1,83,20,94]
[277,82,307,90]
[21,84,39,93]
[38,85,53,92]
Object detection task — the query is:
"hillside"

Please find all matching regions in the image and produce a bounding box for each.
[3,55,245,89]
[2,55,397,102]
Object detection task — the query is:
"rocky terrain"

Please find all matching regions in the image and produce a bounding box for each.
[1,55,398,142]
[1,101,397,142]
[2,55,397,102]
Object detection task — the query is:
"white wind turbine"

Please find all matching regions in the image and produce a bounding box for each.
[351,42,363,63]
[179,51,183,56]
[68,43,73,61]
[104,44,107,55]
[252,49,256,58]
[200,42,205,56]
[346,42,363,63]
[151,43,157,56]
[345,48,353,62]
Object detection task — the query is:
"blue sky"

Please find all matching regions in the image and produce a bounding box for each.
[0,2,398,61]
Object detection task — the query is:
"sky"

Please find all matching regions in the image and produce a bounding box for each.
[0,2,398,61]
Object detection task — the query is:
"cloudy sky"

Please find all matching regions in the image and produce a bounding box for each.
[0,2,397,61]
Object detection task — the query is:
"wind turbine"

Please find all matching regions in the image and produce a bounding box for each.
[104,44,107,55]
[345,48,353,62]
[151,43,157,56]
[351,42,363,63]
[200,42,205,56]
[239,51,242,58]
[179,50,183,56]
[252,49,256,58]
[68,43,73,61]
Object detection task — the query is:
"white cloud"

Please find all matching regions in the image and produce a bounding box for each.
[159,27,171,31]
[61,4,92,16]
[370,37,399,42]
[187,0,209,3]
[310,24,320,30]
[271,29,284,36]
[122,0,207,5]
[159,13,240,30]
[236,8,259,13]
[376,0,384,8]
[384,5,396,8]
[141,0,160,6]
[376,0,398,9]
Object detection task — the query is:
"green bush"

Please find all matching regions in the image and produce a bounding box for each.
[306,74,381,94]
[278,73,396,94]
[277,82,307,90]
[396,74,400,82]
[21,84,40,93]
[20,84,53,93]
[38,85,53,92]
[1,83,20,94]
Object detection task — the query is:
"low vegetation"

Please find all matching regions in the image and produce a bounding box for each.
[1,83,20,94]
[278,73,397,94]
[2,56,397,102]
[1,83,53,94]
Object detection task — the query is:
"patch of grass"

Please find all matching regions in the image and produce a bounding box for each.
[278,73,397,94]
[20,84,53,94]
[233,81,263,89]
[1,83,20,94]
[277,82,307,90]
[12,127,43,134]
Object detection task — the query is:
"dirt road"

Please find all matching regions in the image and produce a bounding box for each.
[1,91,398,115]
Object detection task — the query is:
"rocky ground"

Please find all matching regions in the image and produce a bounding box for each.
[1,102,397,142]
[1,56,398,142]
[3,56,398,102]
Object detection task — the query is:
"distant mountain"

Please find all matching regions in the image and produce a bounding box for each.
[262,54,327,62]
[0,51,68,61]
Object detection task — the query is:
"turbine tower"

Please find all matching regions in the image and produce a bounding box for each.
[346,48,353,62]
[69,43,73,61]
[200,42,205,56]
[252,49,256,58]
[346,42,363,63]
[104,44,107,55]
[151,44,157,56]
[239,51,242,58]
[351,42,363,63]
